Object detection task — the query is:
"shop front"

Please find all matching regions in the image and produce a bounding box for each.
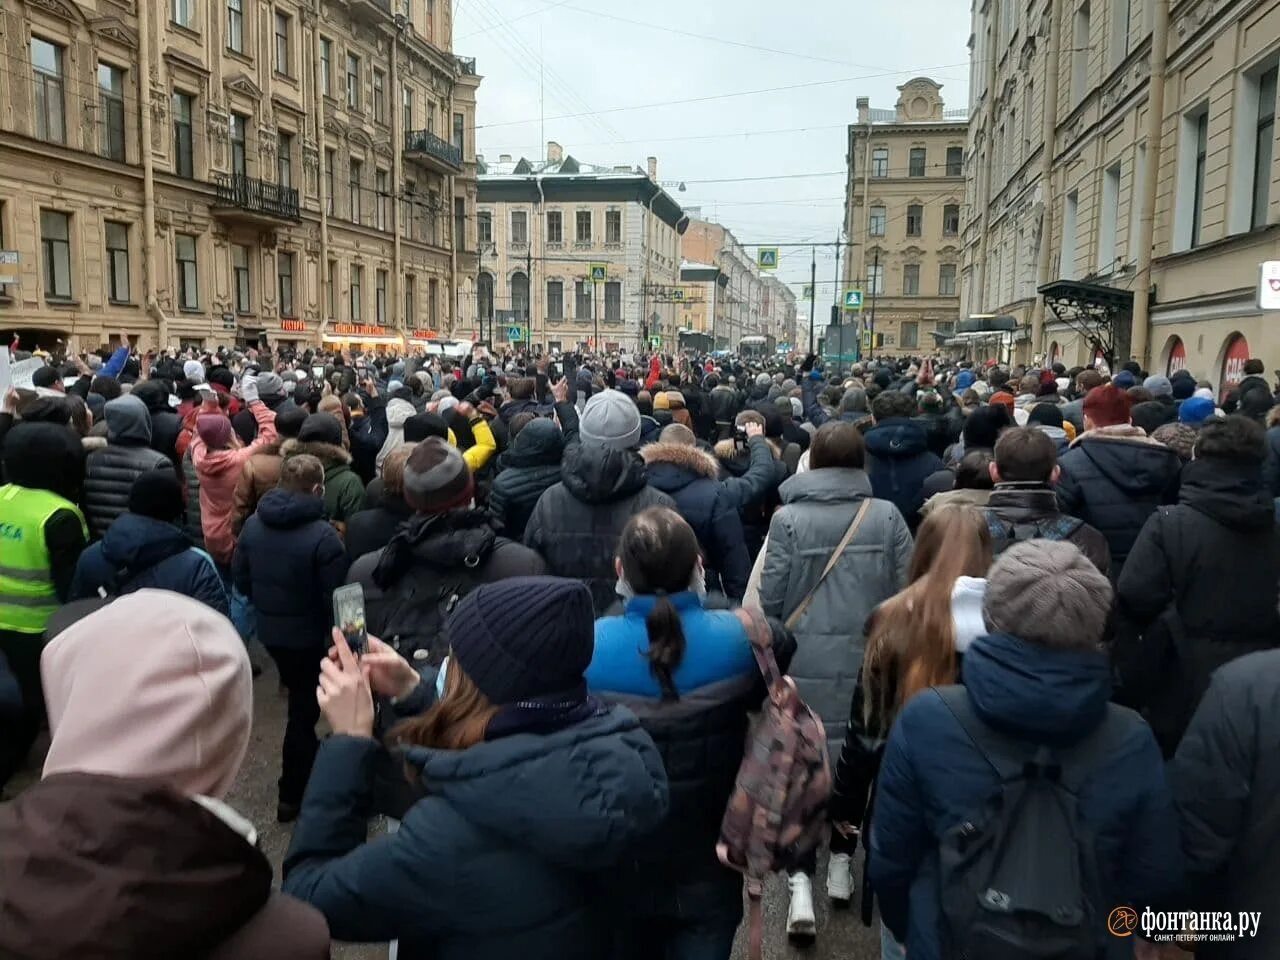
[1160,335,1187,376]
[321,323,404,353]
[1219,332,1251,402]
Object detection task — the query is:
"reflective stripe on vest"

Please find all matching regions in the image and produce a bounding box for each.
[0,485,88,634]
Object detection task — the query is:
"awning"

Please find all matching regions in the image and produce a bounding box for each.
[321,334,405,345]
[1037,279,1136,366]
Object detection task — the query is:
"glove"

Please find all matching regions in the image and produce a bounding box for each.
[809,368,823,382]
[240,373,259,404]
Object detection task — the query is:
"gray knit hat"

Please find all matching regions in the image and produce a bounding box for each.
[983,540,1113,649]
[256,372,286,400]
[579,389,641,451]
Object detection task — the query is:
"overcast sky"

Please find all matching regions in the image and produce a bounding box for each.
[455,0,972,311]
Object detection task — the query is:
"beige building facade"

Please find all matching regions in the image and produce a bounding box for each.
[961,0,1280,397]
[843,79,968,355]
[0,0,480,353]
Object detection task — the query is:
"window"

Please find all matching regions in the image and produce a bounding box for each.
[605,281,621,321]
[946,146,963,176]
[232,243,251,313]
[1099,162,1121,272]
[274,11,291,74]
[327,260,337,318]
[939,263,957,296]
[278,252,295,317]
[868,205,886,237]
[575,280,592,318]
[375,269,387,324]
[175,234,199,310]
[903,264,921,295]
[546,210,563,243]
[576,210,592,243]
[372,69,386,124]
[171,0,195,29]
[173,92,194,177]
[404,275,415,324]
[868,263,884,295]
[1072,3,1090,105]
[320,39,332,96]
[106,222,130,303]
[1061,190,1079,279]
[346,53,360,110]
[227,0,244,53]
[546,280,564,318]
[909,148,926,177]
[901,321,919,349]
[99,63,126,161]
[942,203,960,236]
[511,273,528,320]
[477,210,492,244]
[453,113,464,152]
[1252,66,1277,229]
[906,204,923,236]
[325,148,335,215]
[1175,109,1210,249]
[936,319,955,336]
[511,210,528,245]
[871,148,889,178]
[429,278,440,329]
[402,86,413,132]
[1109,0,1130,69]
[1130,143,1147,261]
[32,38,65,144]
[606,210,622,244]
[375,169,389,230]
[349,159,362,223]
[277,131,293,187]
[41,211,72,299]
[454,197,465,247]
[350,264,363,321]
[402,180,415,238]
[477,273,492,322]
[230,112,247,176]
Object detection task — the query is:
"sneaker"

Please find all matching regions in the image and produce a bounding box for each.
[276,800,301,824]
[787,872,817,943]
[827,852,854,906]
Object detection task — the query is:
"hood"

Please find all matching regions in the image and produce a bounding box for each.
[281,437,352,471]
[864,418,929,459]
[2,421,85,500]
[1179,458,1274,530]
[640,441,720,492]
[130,380,173,415]
[500,397,554,423]
[104,394,153,444]
[501,418,564,469]
[779,466,873,505]
[987,484,1070,524]
[961,632,1112,745]
[373,510,500,587]
[0,774,271,960]
[386,398,417,429]
[100,513,191,572]
[1073,429,1180,494]
[255,487,327,529]
[561,441,650,505]
[404,708,667,870]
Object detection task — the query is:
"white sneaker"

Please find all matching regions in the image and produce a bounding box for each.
[787,871,817,942]
[827,851,854,905]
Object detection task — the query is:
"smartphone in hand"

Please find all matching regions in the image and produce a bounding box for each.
[332,583,368,657]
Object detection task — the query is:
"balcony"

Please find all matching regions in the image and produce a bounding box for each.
[211,173,300,224]
[348,0,392,24]
[404,129,463,173]
[456,56,477,76]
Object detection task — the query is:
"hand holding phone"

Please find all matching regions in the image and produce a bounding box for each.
[332,583,368,657]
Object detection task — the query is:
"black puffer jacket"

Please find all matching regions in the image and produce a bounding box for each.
[489,419,565,541]
[82,395,174,540]
[711,437,788,558]
[1115,457,1280,756]
[181,446,205,549]
[344,489,413,565]
[707,385,741,440]
[523,443,674,614]
[130,380,183,465]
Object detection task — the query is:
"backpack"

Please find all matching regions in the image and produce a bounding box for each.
[717,606,831,960]
[933,685,1133,960]
[375,558,492,667]
[986,513,1083,556]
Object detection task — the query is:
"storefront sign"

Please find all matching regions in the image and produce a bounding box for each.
[409,329,439,341]
[281,319,307,333]
[1166,337,1186,375]
[1220,334,1251,401]
[1258,261,1280,310]
[332,324,391,338]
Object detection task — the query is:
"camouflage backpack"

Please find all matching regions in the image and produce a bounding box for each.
[718,606,832,960]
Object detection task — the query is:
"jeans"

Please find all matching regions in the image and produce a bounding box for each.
[609,873,743,960]
[266,646,322,804]
[0,631,44,791]
[880,923,906,960]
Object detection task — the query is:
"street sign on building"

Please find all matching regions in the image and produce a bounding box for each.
[802,284,814,300]
[671,288,685,302]
[757,248,779,270]
[0,250,17,285]
[844,289,864,310]
[1259,261,1280,310]
[650,336,662,348]
[589,263,608,282]
[507,325,524,342]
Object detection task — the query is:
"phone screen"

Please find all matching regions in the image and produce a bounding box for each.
[332,584,368,657]
[312,365,325,379]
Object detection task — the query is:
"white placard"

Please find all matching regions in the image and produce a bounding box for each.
[1259,261,1280,310]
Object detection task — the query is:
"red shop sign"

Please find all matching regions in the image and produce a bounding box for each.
[1219,334,1251,401]
[281,319,307,333]
[1167,337,1187,375]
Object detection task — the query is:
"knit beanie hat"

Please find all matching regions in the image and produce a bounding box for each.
[298,412,343,447]
[1171,376,1196,401]
[275,407,308,439]
[256,372,287,400]
[964,405,1008,450]
[405,412,450,443]
[984,540,1113,649]
[1028,403,1064,428]
[403,437,473,514]
[448,577,595,706]
[1179,396,1216,426]
[183,360,205,384]
[954,370,977,392]
[580,389,641,451]
[653,392,671,411]
[1083,384,1132,427]
[196,413,233,449]
[1113,371,1137,390]
[129,471,185,523]
[1143,375,1173,398]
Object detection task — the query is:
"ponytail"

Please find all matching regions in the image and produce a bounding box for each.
[645,594,687,702]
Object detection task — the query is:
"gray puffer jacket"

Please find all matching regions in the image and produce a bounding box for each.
[82,395,173,539]
[182,445,205,549]
[759,467,913,744]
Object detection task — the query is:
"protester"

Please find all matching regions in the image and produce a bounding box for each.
[130,378,183,464]
[82,394,175,540]
[863,390,944,531]
[344,444,414,563]
[231,406,308,535]
[488,415,569,541]
[282,412,366,538]
[921,449,995,516]
[711,408,790,556]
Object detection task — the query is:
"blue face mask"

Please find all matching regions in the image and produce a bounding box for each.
[435,656,449,700]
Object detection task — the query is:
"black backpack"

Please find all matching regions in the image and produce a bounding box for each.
[933,685,1132,960]
[986,513,1083,556]
[374,559,491,667]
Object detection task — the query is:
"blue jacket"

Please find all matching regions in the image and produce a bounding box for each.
[868,632,1183,959]
[282,709,669,960]
[70,513,228,617]
[863,418,944,531]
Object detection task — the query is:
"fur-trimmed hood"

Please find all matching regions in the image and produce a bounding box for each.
[640,441,719,479]
[713,436,781,464]
[280,438,352,470]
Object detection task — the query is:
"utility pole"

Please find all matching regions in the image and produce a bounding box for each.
[526,239,533,350]
[593,276,599,354]
[808,245,817,355]
[868,249,880,359]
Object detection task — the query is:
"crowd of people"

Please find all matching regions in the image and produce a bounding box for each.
[0,339,1277,960]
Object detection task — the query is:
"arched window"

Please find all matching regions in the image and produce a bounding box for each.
[511,271,529,321]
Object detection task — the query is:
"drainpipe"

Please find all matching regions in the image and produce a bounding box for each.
[857,122,872,292]
[391,23,404,336]
[137,0,166,347]
[1031,0,1064,359]
[973,18,1001,316]
[312,3,330,346]
[645,191,657,351]
[1130,0,1170,369]
[536,174,546,349]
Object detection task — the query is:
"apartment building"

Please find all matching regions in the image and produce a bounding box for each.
[681,216,782,350]
[961,0,1280,396]
[474,144,688,352]
[1,0,480,352]
[842,78,969,354]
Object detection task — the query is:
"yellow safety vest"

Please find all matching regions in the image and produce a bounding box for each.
[0,484,88,634]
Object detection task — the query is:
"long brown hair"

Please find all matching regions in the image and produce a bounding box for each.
[391,661,500,752]
[862,504,992,734]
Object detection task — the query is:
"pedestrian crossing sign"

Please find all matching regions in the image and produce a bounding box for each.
[589,263,608,282]
[844,289,864,310]
[508,325,524,342]
[758,248,779,270]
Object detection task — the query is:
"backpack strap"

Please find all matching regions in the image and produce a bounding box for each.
[735,606,782,692]
[934,686,1037,782]
[784,498,872,631]
[1054,705,1136,794]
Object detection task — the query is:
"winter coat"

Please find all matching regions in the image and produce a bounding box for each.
[863,418,945,532]
[282,711,669,960]
[181,446,205,549]
[192,402,279,566]
[707,385,741,438]
[984,484,1112,575]
[231,442,285,536]
[1056,426,1182,575]
[1263,424,1280,497]
[711,436,789,558]
[130,380,183,464]
[0,773,329,960]
[82,396,175,540]
[524,443,674,614]
[279,439,365,528]
[640,442,752,600]
[919,486,991,517]
[759,468,913,743]
[344,493,413,566]
[489,418,565,541]
[681,384,715,442]
[868,633,1183,958]
[1223,374,1274,421]
[0,650,20,721]
[232,488,349,651]
[1114,457,1280,756]
[70,513,228,617]
[1169,650,1280,960]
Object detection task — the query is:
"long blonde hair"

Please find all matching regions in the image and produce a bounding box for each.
[861,504,992,734]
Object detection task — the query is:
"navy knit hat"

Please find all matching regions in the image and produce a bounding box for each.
[448,577,595,706]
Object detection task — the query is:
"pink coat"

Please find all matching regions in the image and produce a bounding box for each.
[192,401,278,566]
